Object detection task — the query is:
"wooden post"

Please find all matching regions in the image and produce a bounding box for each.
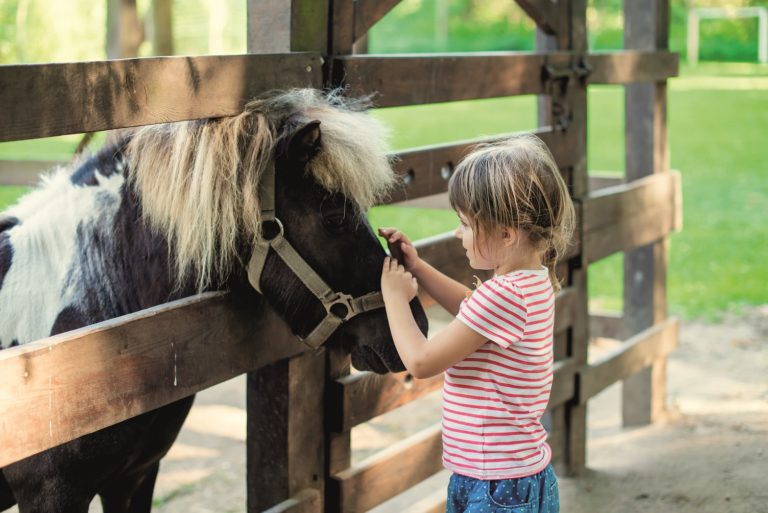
[245,3,330,511]
[537,0,588,476]
[106,0,143,59]
[150,0,173,56]
[622,0,670,426]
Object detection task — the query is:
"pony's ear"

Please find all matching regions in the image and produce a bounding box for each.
[285,120,322,164]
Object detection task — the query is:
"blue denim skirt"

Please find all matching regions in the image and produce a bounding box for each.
[446,465,559,513]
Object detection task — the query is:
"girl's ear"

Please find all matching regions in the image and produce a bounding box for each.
[501,227,518,247]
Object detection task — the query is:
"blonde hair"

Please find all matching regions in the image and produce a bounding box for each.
[448,134,575,291]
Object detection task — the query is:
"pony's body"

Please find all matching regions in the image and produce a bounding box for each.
[0,90,427,512]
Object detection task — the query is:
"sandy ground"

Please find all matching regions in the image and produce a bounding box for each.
[25,305,765,513]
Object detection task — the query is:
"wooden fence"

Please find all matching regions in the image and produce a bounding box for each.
[0,1,681,512]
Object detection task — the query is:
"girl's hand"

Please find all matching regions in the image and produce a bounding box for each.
[381,257,418,303]
[378,227,421,272]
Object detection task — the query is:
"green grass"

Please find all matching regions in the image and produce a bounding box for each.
[2,64,766,319]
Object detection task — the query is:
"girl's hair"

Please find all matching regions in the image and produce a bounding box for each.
[448,134,575,291]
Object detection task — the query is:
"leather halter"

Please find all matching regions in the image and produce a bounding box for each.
[246,161,385,350]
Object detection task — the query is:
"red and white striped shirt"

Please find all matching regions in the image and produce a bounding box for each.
[444,267,554,480]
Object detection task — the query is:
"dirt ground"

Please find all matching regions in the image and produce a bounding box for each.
[46,305,767,513]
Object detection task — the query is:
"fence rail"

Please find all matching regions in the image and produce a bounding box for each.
[0,0,680,510]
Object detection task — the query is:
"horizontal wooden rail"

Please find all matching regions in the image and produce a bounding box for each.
[384,128,573,204]
[0,160,65,186]
[0,292,304,467]
[335,51,678,107]
[0,53,321,142]
[335,53,552,107]
[331,423,443,513]
[588,51,679,84]
[583,171,682,264]
[332,371,443,432]
[263,489,322,513]
[578,317,679,404]
[332,285,576,430]
[590,312,626,340]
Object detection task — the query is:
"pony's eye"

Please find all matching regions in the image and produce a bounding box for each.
[322,210,347,232]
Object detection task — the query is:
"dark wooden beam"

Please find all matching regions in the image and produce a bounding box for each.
[330,424,443,513]
[353,0,403,42]
[583,172,682,264]
[334,53,557,107]
[0,54,322,143]
[515,0,560,35]
[0,292,304,468]
[578,318,679,404]
[589,50,679,83]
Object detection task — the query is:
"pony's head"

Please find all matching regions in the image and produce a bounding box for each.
[125,89,427,373]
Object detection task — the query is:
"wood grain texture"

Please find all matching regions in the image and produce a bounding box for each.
[0,54,321,142]
[0,292,304,467]
[578,318,679,404]
[583,172,682,264]
[514,0,560,35]
[589,51,678,83]
[353,0,403,41]
[384,128,572,204]
[331,424,443,513]
[263,489,322,513]
[333,53,559,107]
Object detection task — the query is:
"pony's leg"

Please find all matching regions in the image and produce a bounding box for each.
[99,463,159,513]
[8,477,92,513]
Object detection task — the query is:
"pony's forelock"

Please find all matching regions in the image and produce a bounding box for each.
[125,89,395,292]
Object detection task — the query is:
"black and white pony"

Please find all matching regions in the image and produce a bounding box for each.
[0,89,428,512]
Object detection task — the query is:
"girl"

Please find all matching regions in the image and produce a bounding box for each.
[379,134,574,513]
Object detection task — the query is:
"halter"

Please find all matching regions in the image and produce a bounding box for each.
[246,161,385,350]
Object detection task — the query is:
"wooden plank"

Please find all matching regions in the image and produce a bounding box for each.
[515,0,560,35]
[583,172,681,264]
[247,351,327,511]
[353,0,402,42]
[331,424,443,513]
[0,54,322,142]
[589,173,623,191]
[549,357,576,409]
[589,51,679,83]
[107,0,143,59]
[334,53,559,107]
[0,160,64,186]
[622,0,672,428]
[578,318,678,404]
[263,489,322,513]
[332,371,443,431]
[590,312,626,340]
[384,128,571,204]
[0,292,305,468]
[150,0,174,55]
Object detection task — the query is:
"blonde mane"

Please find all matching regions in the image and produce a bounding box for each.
[125,89,396,291]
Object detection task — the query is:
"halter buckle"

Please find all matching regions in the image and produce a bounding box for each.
[322,292,356,321]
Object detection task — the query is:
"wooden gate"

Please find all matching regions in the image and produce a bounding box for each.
[0,1,681,512]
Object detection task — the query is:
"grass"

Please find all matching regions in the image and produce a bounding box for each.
[1,63,766,319]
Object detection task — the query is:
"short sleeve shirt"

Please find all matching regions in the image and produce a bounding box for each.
[442,267,555,480]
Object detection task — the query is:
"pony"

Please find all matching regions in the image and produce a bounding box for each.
[0,89,428,512]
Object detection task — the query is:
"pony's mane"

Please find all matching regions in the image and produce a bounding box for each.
[125,89,396,291]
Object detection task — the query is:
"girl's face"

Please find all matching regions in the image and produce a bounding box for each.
[454,212,503,271]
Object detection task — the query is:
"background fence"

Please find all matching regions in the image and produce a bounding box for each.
[0,1,681,512]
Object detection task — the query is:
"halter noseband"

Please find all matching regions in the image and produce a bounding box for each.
[246,161,385,350]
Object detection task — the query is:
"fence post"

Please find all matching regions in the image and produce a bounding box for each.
[245,2,330,511]
[536,0,588,476]
[623,0,671,426]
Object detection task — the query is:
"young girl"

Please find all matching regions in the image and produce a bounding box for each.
[379,134,574,513]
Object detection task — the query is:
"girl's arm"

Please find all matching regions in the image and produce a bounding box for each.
[378,227,469,316]
[381,257,487,379]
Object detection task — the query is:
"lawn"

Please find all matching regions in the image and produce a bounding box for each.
[1,63,766,319]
